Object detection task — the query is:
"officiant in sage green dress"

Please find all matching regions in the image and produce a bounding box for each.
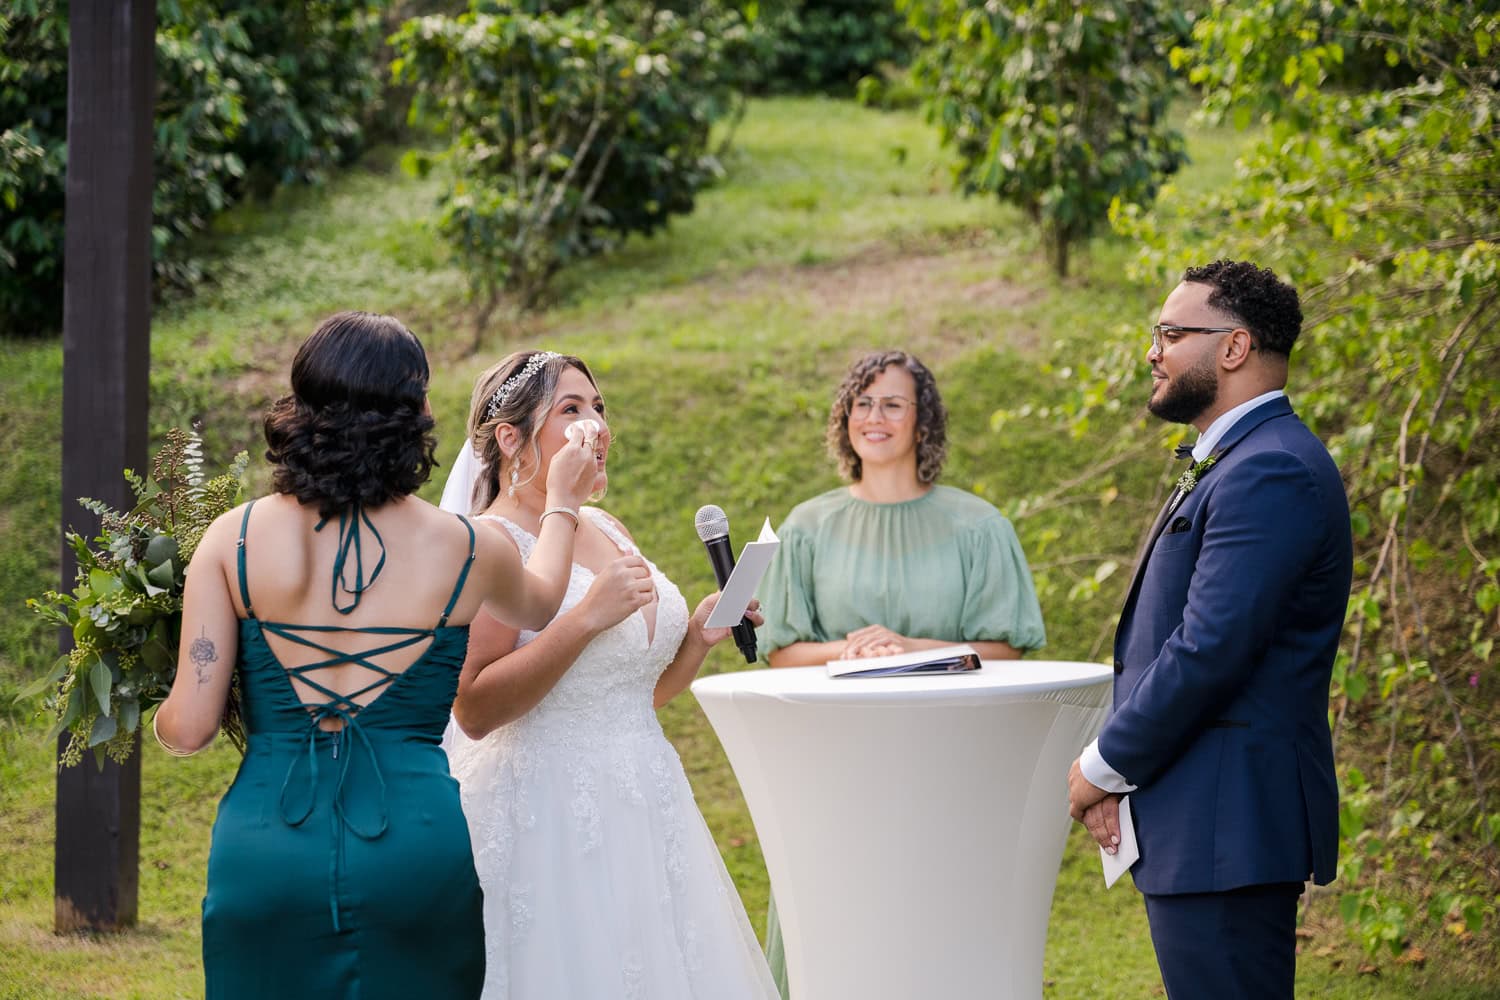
[756,350,1046,997]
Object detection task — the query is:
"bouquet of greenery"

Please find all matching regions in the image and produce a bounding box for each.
[24,428,248,765]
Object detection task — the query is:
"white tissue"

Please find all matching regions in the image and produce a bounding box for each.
[565,419,601,445]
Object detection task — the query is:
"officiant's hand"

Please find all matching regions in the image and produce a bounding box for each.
[575,554,654,634]
[1081,795,1123,855]
[840,624,908,659]
[691,594,764,648]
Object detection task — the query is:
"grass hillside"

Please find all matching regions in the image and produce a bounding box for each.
[1,97,1496,998]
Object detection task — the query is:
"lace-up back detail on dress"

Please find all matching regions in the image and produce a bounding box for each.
[202,499,486,999]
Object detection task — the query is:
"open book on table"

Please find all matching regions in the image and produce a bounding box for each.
[825,644,982,678]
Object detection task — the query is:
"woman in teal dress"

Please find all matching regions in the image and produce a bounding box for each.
[153,312,598,999]
[756,350,1046,995]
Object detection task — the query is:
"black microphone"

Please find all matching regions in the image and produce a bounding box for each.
[694,504,758,664]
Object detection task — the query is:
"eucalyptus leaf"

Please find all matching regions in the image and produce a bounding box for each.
[59,683,82,731]
[89,568,123,595]
[118,699,141,736]
[139,630,176,673]
[147,559,177,589]
[15,654,71,702]
[87,713,118,747]
[144,533,179,567]
[89,657,113,715]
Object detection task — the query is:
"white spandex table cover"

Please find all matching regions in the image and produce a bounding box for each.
[691,661,1113,1000]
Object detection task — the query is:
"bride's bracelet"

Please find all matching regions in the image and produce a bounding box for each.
[540,506,580,529]
[152,710,196,757]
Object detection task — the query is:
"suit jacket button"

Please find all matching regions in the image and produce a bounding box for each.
[1113,658,1124,674]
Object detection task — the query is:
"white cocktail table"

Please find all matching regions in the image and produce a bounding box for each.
[691,661,1113,1000]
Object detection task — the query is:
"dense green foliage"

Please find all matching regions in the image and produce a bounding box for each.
[1056,0,1498,953]
[391,1,750,323]
[0,0,390,335]
[898,0,1189,276]
[748,0,912,94]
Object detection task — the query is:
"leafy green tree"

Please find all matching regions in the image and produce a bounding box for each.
[898,0,1188,275]
[391,1,749,330]
[0,0,392,334]
[1025,0,1499,954]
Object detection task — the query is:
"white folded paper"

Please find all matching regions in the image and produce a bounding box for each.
[1100,795,1140,889]
[704,518,781,629]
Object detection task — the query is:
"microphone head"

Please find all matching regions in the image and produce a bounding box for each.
[694,504,730,543]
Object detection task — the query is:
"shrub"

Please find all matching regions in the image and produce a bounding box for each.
[391,1,750,326]
[0,0,391,336]
[898,0,1189,276]
[749,0,913,95]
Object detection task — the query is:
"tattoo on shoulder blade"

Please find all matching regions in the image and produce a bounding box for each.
[189,628,218,686]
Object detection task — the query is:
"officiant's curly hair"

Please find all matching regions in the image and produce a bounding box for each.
[263,311,437,518]
[828,350,948,485]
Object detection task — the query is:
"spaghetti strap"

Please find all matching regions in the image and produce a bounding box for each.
[438,516,477,629]
[236,500,257,618]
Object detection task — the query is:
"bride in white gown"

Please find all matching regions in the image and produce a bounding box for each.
[440,350,779,1000]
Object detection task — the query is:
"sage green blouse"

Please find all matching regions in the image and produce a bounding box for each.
[757,485,1046,656]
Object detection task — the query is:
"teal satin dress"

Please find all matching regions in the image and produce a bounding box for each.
[201,501,485,998]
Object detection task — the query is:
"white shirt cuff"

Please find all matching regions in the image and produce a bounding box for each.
[1080,739,1137,794]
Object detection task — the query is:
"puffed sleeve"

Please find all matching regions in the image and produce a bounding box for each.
[755,526,821,658]
[960,514,1046,650]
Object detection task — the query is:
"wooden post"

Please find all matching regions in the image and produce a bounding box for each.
[56,0,155,934]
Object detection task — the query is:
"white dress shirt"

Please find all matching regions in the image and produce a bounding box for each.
[1079,389,1288,793]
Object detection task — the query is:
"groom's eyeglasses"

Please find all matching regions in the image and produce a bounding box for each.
[1149,323,1241,353]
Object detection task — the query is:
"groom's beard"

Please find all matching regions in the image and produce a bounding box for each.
[1148,356,1219,425]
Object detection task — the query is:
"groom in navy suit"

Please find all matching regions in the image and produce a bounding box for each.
[1067,260,1352,998]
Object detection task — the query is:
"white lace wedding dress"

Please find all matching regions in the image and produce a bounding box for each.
[443,509,779,1000]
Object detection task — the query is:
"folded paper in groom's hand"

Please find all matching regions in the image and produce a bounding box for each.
[1100,795,1140,888]
[825,644,982,678]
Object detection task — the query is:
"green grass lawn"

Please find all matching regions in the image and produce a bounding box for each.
[1,96,1496,998]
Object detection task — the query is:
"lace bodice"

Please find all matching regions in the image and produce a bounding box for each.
[476,508,689,746]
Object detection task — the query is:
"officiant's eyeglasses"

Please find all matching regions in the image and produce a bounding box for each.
[850,395,915,421]
[1149,323,1242,353]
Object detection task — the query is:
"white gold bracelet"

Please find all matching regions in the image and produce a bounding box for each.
[540,506,580,529]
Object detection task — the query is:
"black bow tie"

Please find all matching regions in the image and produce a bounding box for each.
[1174,442,1196,460]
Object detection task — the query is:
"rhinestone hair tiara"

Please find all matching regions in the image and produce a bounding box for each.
[485,351,562,421]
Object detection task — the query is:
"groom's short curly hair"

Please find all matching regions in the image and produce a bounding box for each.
[1183,259,1302,356]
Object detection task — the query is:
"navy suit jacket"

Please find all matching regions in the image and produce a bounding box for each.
[1103,397,1352,895]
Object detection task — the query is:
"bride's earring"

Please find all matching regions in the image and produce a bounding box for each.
[507,466,519,499]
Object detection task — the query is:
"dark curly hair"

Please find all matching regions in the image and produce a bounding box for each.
[827,350,948,485]
[1182,259,1302,356]
[263,311,438,519]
